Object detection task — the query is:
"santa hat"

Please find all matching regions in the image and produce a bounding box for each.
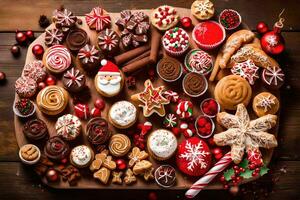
[98,59,120,75]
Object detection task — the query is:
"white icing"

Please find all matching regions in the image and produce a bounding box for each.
[149,129,177,159]
[71,145,92,166]
[96,73,121,96]
[109,101,137,127]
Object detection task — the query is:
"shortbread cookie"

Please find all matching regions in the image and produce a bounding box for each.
[252,92,280,117]
[108,134,131,157]
[191,0,214,20]
[151,5,179,31]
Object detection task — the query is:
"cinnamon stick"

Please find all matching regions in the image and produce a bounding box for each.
[122,56,152,74]
[123,50,150,66]
[149,25,162,63]
[114,45,150,65]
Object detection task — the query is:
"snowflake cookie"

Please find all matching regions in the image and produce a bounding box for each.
[176,137,211,176]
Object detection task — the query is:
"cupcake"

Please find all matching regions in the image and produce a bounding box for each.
[156,57,182,82]
[44,136,70,161]
[162,27,189,57]
[147,129,177,161]
[192,21,226,50]
[200,98,220,118]
[19,144,41,165]
[151,5,179,31]
[184,49,213,75]
[252,92,280,117]
[23,119,48,141]
[78,44,102,72]
[97,29,120,56]
[86,117,110,146]
[262,66,285,90]
[55,114,82,141]
[70,145,94,168]
[15,77,37,98]
[195,115,215,138]
[66,28,89,52]
[108,101,137,129]
[182,72,208,97]
[62,68,86,93]
[13,98,36,118]
[219,9,242,30]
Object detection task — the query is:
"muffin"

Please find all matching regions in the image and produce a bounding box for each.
[147,129,177,161]
[55,114,82,141]
[70,145,94,168]
[156,57,182,82]
[62,68,86,93]
[183,72,208,97]
[162,27,189,57]
[252,92,280,117]
[23,118,48,141]
[108,101,137,129]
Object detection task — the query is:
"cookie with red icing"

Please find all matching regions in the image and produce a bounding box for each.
[85,7,111,31]
[176,137,211,176]
[151,5,179,31]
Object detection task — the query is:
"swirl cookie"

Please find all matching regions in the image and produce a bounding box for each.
[66,28,89,52]
[23,119,48,141]
[214,75,252,110]
[44,136,70,161]
[86,117,110,145]
[108,134,131,157]
[43,44,72,74]
[36,86,69,116]
[108,101,137,129]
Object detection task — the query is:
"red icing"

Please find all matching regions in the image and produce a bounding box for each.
[193,21,225,45]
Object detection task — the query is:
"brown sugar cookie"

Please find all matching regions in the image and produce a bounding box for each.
[124,169,136,185]
[214,75,252,110]
[252,92,280,117]
[191,0,215,20]
[93,167,111,184]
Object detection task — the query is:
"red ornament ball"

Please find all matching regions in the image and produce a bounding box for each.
[256,22,269,34]
[0,71,6,83]
[25,30,35,41]
[212,147,222,155]
[91,107,101,118]
[148,192,158,200]
[94,98,105,110]
[15,31,27,44]
[46,168,59,182]
[32,44,44,58]
[46,75,56,86]
[38,81,46,90]
[11,45,20,57]
[116,159,127,170]
[261,30,285,55]
[181,17,193,29]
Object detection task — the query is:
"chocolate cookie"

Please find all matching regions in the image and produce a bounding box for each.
[66,28,89,52]
[157,57,182,82]
[86,117,110,145]
[97,29,120,55]
[23,118,48,141]
[154,165,176,188]
[78,44,103,72]
[62,68,86,93]
[183,72,208,97]
[44,136,70,161]
[45,28,64,47]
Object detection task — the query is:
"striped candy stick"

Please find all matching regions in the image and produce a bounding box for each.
[185,152,232,198]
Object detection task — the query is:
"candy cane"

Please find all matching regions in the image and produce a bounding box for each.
[185,152,232,198]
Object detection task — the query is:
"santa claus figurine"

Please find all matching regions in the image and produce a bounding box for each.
[95,59,124,97]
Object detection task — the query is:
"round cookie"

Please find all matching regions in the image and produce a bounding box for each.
[191,0,215,20]
[45,28,64,47]
[15,77,37,98]
[55,114,82,141]
[62,67,86,93]
[43,44,72,74]
[154,165,176,188]
[176,137,211,176]
[157,57,182,82]
[86,117,110,145]
[252,92,280,117]
[151,5,179,31]
[44,136,70,161]
[36,85,69,116]
[147,129,177,161]
[108,101,137,129]
[23,118,48,141]
[78,44,102,71]
[97,29,120,55]
[66,28,89,52]
[214,75,252,110]
[94,59,124,97]
[70,145,94,168]
[108,134,131,157]
[22,61,46,83]
[85,7,111,31]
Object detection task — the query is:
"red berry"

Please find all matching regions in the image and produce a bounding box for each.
[236,176,241,182]
[220,175,225,182]
[255,168,260,173]
[212,148,221,155]
[197,117,206,127]
[215,153,223,160]
[171,127,180,136]
[235,169,240,175]
[223,184,229,189]
[233,166,239,170]
[239,167,245,172]
[46,75,56,86]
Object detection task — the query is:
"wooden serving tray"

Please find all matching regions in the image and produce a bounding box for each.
[14,7,279,189]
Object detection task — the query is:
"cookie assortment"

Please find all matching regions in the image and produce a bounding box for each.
[14,3,282,191]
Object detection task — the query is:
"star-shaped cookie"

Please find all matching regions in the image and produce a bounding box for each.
[214,103,278,164]
[131,79,170,117]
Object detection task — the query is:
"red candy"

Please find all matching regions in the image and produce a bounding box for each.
[116,159,127,170]
[201,98,219,117]
[74,103,90,120]
[91,107,101,118]
[94,98,105,110]
[195,115,214,138]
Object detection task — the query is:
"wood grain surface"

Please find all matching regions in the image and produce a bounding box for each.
[0,0,300,199]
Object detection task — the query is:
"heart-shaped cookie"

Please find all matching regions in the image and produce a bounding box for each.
[93,167,110,184]
[103,156,116,170]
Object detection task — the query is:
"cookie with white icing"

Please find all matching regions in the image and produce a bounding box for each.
[55,114,82,141]
[70,145,94,168]
[147,129,177,161]
[108,101,137,129]
[95,59,124,97]
[252,92,279,117]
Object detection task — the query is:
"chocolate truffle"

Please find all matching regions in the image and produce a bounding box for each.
[157,57,182,82]
[97,29,120,55]
[44,136,70,161]
[66,28,89,52]
[62,68,86,93]
[78,44,102,71]
[23,118,48,141]
[86,117,110,145]
[154,165,176,188]
[45,28,64,47]
[262,66,285,90]
[183,72,208,97]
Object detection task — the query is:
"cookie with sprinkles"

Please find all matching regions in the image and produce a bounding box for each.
[151,5,179,31]
[85,7,111,31]
[97,29,120,55]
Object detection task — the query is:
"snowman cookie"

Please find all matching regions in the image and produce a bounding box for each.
[95,59,124,97]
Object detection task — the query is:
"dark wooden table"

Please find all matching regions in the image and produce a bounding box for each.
[0,0,299,199]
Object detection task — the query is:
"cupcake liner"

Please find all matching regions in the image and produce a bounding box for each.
[200,98,221,118]
[19,144,41,165]
[192,21,226,50]
[156,59,183,82]
[13,100,36,118]
[195,115,215,139]
[182,73,208,98]
[184,49,214,76]
[219,9,242,31]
